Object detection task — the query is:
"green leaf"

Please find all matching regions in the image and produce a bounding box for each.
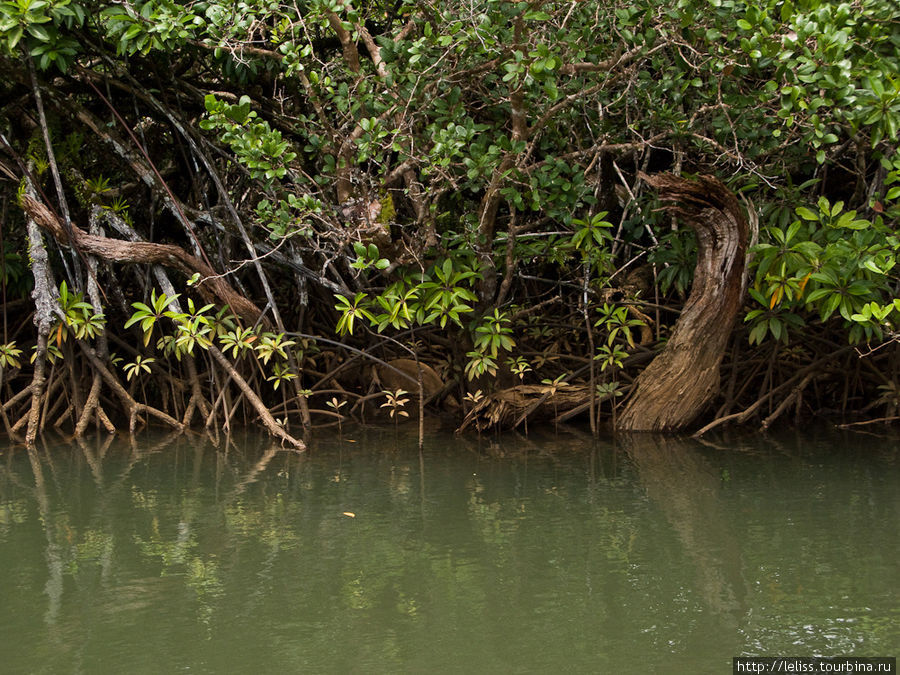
[7,25,23,49]
[862,259,883,274]
[838,299,854,321]
[26,23,50,41]
[805,287,832,303]
[796,207,819,221]
[749,321,767,344]
[822,293,842,320]
[846,280,872,296]
[122,23,142,41]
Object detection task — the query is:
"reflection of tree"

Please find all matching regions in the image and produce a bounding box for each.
[24,447,65,629]
[622,434,747,621]
[76,433,114,488]
[13,435,184,631]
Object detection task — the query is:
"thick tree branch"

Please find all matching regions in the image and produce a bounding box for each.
[20,195,265,325]
[327,11,360,73]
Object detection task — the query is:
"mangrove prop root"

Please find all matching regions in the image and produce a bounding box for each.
[76,342,183,433]
[206,344,306,451]
[11,408,28,434]
[75,374,112,437]
[97,207,214,429]
[50,394,72,429]
[0,401,13,437]
[2,383,32,413]
[760,373,815,430]
[692,346,853,437]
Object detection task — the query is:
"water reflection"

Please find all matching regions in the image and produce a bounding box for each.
[0,428,898,673]
[622,434,747,621]
[26,446,64,629]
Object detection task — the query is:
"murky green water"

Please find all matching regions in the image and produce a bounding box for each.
[1,427,897,673]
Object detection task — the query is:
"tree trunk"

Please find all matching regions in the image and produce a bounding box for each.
[23,182,57,446]
[616,174,749,432]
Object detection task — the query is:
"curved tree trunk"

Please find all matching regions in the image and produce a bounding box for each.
[616,174,749,432]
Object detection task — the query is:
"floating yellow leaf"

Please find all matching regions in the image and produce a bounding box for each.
[342,512,356,518]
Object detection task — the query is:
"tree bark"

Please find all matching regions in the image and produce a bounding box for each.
[616,174,749,432]
[23,181,57,446]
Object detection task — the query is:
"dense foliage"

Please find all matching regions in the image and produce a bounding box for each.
[0,0,899,441]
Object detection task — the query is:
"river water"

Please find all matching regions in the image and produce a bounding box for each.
[1,426,897,673]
